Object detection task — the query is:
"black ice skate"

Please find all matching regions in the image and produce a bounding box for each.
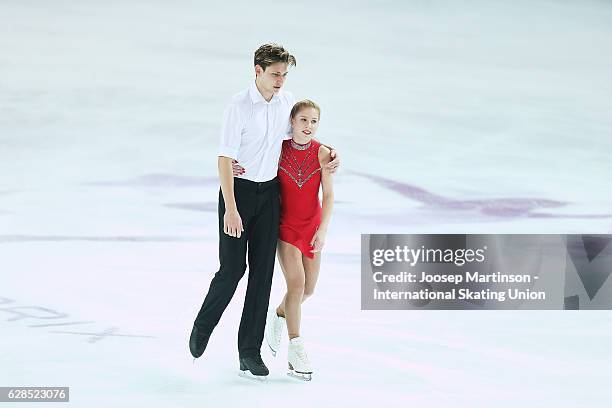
[189,325,211,360]
[239,355,269,381]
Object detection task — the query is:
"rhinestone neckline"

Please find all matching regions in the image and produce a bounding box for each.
[290,139,311,151]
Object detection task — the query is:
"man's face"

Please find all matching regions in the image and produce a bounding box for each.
[255,62,289,95]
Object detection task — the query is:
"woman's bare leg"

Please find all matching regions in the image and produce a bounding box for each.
[302,252,321,303]
[276,240,305,339]
[276,245,322,335]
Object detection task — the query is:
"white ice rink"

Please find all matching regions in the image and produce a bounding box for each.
[1,0,612,407]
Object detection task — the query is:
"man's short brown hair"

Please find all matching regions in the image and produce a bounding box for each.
[254,43,296,71]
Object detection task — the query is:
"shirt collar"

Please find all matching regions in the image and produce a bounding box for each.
[249,81,280,105]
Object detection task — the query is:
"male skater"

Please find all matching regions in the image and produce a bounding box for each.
[189,43,339,379]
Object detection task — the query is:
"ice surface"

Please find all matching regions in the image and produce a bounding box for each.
[1,1,611,407]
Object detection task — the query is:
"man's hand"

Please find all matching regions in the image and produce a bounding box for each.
[232,160,245,176]
[324,149,340,174]
[224,209,244,238]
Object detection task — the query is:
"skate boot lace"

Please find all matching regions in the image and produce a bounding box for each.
[295,345,309,364]
[253,355,265,367]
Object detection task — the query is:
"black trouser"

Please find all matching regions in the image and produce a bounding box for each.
[194,177,280,358]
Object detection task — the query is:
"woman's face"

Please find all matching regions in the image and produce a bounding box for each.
[291,107,319,139]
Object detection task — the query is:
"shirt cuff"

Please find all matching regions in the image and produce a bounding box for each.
[218,145,239,160]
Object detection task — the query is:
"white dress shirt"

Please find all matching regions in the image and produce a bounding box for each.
[218,82,295,182]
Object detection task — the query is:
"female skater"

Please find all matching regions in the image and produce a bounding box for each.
[265,99,334,381]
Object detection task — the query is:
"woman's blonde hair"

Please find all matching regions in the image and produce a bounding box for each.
[290,99,321,120]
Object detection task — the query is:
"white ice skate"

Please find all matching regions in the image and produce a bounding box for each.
[287,337,313,381]
[265,309,285,357]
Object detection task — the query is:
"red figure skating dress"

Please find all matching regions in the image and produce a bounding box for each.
[278,139,322,259]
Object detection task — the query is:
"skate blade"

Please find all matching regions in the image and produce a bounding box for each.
[239,370,268,382]
[287,370,312,381]
[267,343,277,357]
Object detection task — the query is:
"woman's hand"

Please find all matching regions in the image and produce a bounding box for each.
[310,228,326,253]
[232,160,245,176]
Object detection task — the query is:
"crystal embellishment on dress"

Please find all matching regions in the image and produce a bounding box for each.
[290,139,311,151]
[279,141,321,189]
